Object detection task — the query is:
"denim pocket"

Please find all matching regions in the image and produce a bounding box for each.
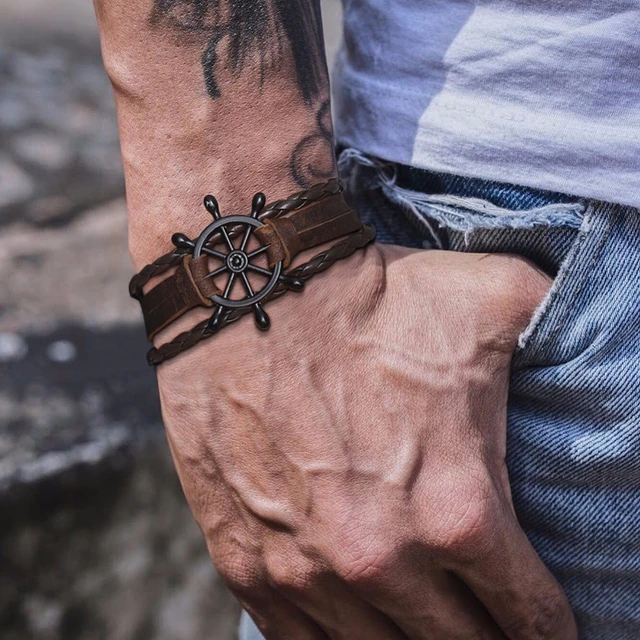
[512,202,614,368]
[394,191,601,369]
[339,148,604,368]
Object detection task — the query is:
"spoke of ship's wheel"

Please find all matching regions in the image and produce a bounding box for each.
[223,273,236,298]
[246,263,273,278]
[205,265,228,279]
[241,272,255,298]
[247,245,269,259]
[240,225,252,252]
[202,247,227,260]
[220,225,236,252]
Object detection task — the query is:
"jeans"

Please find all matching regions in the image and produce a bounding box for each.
[240,149,640,640]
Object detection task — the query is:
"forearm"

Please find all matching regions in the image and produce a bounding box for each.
[93,0,336,268]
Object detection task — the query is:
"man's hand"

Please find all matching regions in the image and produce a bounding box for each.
[157,245,578,640]
[92,0,576,635]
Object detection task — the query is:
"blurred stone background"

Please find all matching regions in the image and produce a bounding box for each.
[0,2,342,639]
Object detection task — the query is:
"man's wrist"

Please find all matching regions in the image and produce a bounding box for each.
[127,156,338,270]
[130,178,373,364]
[114,64,337,268]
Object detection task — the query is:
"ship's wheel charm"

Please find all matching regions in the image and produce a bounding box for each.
[171,193,304,332]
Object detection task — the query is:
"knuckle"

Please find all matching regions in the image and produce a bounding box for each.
[485,255,551,327]
[503,589,571,639]
[423,479,497,562]
[216,555,263,597]
[531,590,573,639]
[333,531,401,590]
[265,554,320,595]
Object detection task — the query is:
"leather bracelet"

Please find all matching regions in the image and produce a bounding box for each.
[146,225,376,365]
[129,180,376,365]
[129,179,347,300]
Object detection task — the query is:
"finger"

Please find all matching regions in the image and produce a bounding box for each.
[355,566,506,640]
[210,543,328,640]
[452,507,578,640]
[263,547,407,640]
[237,585,329,640]
[273,571,409,640]
[323,542,506,640]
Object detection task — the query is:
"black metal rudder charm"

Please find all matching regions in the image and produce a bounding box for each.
[171,192,305,332]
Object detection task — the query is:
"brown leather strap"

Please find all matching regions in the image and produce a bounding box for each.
[141,255,220,341]
[146,224,376,365]
[133,180,364,345]
[254,192,361,267]
[129,179,345,301]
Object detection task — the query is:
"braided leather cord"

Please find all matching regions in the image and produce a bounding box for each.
[146,224,376,366]
[129,179,345,300]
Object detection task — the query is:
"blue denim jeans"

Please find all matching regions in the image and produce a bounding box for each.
[240,150,640,640]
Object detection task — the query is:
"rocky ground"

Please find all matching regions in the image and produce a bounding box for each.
[0,2,342,639]
[0,37,240,640]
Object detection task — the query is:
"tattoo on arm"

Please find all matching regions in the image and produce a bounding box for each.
[290,100,334,186]
[151,0,327,103]
[150,0,335,187]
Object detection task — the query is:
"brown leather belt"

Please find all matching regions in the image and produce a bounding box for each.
[131,180,368,352]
